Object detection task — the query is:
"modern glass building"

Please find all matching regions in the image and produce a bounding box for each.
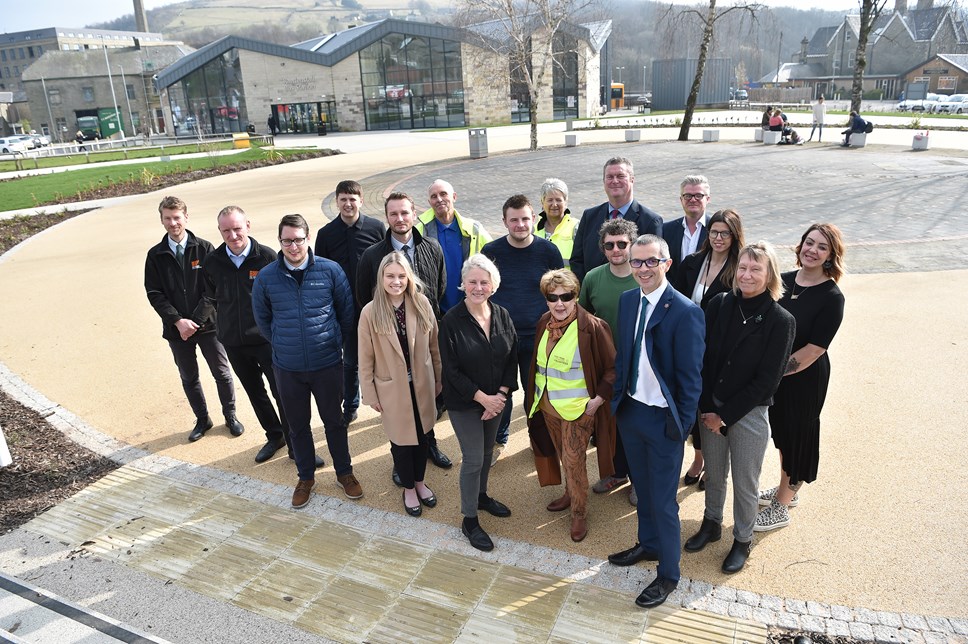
[154,19,611,135]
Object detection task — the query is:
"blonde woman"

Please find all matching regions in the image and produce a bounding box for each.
[359,252,442,517]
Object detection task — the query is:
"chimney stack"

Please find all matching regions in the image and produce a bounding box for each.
[915,0,933,9]
[799,37,809,64]
[133,0,149,33]
[895,0,906,13]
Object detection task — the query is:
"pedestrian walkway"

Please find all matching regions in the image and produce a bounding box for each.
[1,120,967,643]
[17,464,761,643]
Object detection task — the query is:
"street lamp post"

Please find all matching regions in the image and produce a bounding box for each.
[40,76,59,143]
[101,37,124,139]
[118,64,136,138]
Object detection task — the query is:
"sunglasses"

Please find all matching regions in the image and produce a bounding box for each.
[604,241,629,250]
[545,292,576,303]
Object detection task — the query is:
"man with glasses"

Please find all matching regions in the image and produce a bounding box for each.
[579,218,639,502]
[569,157,663,282]
[482,194,564,464]
[145,195,241,443]
[357,192,453,475]
[607,234,704,609]
[663,175,711,284]
[253,214,361,509]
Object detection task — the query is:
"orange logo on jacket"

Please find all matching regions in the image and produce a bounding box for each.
[191,260,201,269]
[249,270,259,280]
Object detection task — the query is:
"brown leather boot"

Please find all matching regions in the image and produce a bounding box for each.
[546,494,571,512]
[570,515,588,542]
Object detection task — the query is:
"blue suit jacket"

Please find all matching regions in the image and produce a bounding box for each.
[611,283,705,441]
[570,200,662,281]
[662,215,708,285]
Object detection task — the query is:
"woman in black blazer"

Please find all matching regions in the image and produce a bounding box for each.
[682,242,795,575]
[673,209,746,487]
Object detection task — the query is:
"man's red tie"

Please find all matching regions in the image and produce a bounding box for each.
[610,209,620,219]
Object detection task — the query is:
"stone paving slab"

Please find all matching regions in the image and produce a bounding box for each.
[24,465,762,644]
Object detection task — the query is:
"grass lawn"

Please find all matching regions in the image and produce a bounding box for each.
[0,141,243,173]
[0,147,308,211]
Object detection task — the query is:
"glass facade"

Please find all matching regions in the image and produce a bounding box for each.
[271,101,338,134]
[359,34,465,130]
[168,49,248,136]
[552,34,579,120]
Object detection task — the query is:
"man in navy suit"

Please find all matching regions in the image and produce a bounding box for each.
[569,157,663,281]
[663,175,711,285]
[607,234,704,609]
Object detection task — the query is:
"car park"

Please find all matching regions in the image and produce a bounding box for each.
[0,137,30,154]
[28,130,51,147]
[897,92,942,112]
[935,94,968,114]
[14,135,39,149]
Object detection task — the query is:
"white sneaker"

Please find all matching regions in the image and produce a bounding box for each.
[754,499,791,532]
[758,486,799,507]
[490,443,505,466]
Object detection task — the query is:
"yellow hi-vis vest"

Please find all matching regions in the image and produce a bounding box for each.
[529,321,589,421]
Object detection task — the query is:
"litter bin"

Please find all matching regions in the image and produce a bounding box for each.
[232,132,251,149]
[468,128,488,159]
[317,123,327,136]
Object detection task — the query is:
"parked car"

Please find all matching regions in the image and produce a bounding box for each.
[935,94,968,114]
[28,130,51,147]
[14,134,39,149]
[734,89,749,101]
[897,93,942,112]
[0,136,30,154]
[957,98,968,115]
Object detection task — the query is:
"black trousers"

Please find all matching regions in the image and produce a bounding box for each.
[225,343,288,444]
[167,332,235,421]
[390,383,429,488]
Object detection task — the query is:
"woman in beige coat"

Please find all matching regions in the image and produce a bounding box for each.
[359,251,442,517]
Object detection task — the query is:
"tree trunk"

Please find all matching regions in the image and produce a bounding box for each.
[529,99,539,151]
[679,0,717,142]
[850,0,881,113]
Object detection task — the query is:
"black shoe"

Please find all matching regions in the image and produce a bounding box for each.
[254,437,286,463]
[477,496,511,518]
[683,468,702,486]
[403,491,422,517]
[461,523,494,551]
[684,517,722,553]
[608,543,659,567]
[343,409,358,426]
[288,450,325,469]
[188,416,213,442]
[418,490,437,508]
[436,400,446,420]
[722,539,751,574]
[428,442,453,468]
[698,473,706,491]
[635,577,678,609]
[225,415,245,437]
[392,468,403,487]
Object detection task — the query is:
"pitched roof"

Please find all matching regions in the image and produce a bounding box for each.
[903,7,947,41]
[937,53,968,74]
[21,45,194,81]
[807,26,838,56]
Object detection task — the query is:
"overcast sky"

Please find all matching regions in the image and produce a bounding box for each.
[5,0,866,34]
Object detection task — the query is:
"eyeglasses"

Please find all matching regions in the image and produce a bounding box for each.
[708,230,733,239]
[630,257,668,268]
[681,193,708,201]
[604,241,629,250]
[280,237,308,247]
[545,292,576,303]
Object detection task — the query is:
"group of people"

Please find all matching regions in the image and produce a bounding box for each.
[145,158,846,610]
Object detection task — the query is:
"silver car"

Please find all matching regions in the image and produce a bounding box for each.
[936,94,968,114]
[0,136,30,154]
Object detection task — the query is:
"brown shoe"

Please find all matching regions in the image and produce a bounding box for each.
[337,473,363,499]
[292,479,315,509]
[546,494,571,512]
[570,515,588,542]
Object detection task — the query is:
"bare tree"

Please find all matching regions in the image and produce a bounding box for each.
[850,0,887,113]
[662,1,764,141]
[457,0,602,151]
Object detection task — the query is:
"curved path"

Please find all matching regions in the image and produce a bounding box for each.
[1,125,966,630]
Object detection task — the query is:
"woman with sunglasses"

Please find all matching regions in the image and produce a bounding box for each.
[673,209,746,488]
[525,269,616,542]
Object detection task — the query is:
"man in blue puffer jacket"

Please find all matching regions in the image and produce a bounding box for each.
[253,213,361,509]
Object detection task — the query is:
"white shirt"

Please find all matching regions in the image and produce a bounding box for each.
[812,101,826,125]
[629,280,670,408]
[167,235,187,255]
[680,215,707,260]
[226,238,251,269]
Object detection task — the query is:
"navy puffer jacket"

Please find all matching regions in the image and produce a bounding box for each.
[252,250,353,372]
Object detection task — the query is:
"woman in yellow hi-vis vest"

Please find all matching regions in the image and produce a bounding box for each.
[526,269,616,543]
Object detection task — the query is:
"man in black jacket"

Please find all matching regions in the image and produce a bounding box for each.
[144,196,241,442]
[203,205,320,466]
[569,157,663,281]
[356,192,453,471]
[315,180,386,428]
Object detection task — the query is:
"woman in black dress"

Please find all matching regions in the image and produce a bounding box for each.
[754,223,846,532]
[674,208,746,488]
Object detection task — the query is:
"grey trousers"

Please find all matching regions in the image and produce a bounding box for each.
[450,407,500,518]
[701,405,770,542]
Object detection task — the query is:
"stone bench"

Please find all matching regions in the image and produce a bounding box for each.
[912,134,929,150]
[565,133,579,147]
[702,129,720,142]
[763,130,782,145]
[848,133,867,148]
[625,129,641,142]
[754,128,765,142]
